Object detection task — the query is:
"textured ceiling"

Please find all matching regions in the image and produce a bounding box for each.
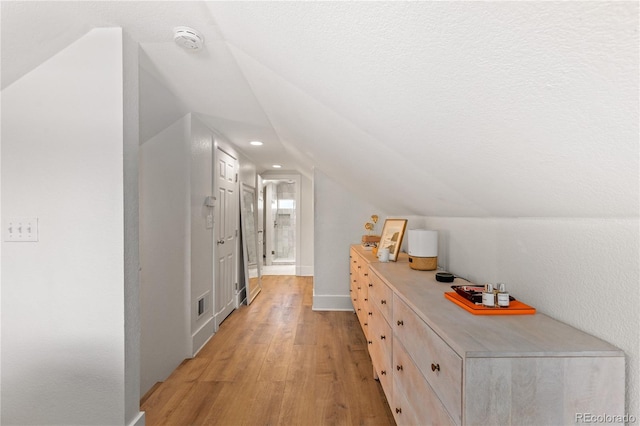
[2,1,638,217]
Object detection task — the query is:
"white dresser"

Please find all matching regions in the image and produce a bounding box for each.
[351,245,625,425]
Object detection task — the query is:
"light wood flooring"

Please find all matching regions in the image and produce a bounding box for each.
[141,275,396,425]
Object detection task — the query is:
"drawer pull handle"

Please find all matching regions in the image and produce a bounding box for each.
[368,312,372,316]
[364,273,368,276]
[397,365,403,371]
[364,298,368,302]
[369,283,373,287]
[380,335,386,340]
[397,320,404,326]
[395,408,402,414]
[357,286,361,290]
[381,300,387,305]
[357,308,361,312]
[431,363,440,372]
[368,341,372,345]
[358,266,361,269]
[380,370,387,375]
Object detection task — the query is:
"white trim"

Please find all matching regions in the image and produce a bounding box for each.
[128,411,145,426]
[192,316,215,356]
[297,265,314,276]
[260,173,301,273]
[236,291,247,308]
[312,294,354,311]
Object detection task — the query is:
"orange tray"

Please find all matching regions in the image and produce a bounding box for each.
[444,292,536,315]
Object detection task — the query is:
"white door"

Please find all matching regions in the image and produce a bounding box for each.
[214,147,238,329]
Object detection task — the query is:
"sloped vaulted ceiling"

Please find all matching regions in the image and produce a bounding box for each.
[207,1,638,218]
[2,1,638,218]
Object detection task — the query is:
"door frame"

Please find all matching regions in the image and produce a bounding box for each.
[260,173,301,275]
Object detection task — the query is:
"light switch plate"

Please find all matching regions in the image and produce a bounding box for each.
[4,217,39,242]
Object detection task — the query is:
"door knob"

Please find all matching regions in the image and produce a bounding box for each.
[217,239,225,245]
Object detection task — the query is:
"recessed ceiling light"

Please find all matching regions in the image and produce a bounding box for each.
[272,164,282,169]
[250,141,263,146]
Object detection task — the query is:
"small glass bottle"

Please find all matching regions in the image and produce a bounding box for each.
[497,283,510,308]
[482,284,495,307]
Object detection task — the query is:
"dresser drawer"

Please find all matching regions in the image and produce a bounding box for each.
[369,270,393,323]
[358,264,369,303]
[393,338,456,426]
[394,296,462,423]
[368,304,393,394]
[350,272,358,307]
[355,298,368,338]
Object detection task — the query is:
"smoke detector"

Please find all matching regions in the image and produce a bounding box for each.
[173,27,204,52]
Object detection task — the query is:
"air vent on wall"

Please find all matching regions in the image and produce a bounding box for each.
[173,26,204,52]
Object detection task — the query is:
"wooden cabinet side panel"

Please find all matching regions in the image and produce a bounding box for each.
[464,357,625,425]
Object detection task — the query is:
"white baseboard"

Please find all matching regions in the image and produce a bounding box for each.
[192,316,214,356]
[297,265,314,276]
[312,294,353,311]
[128,411,145,426]
[236,293,247,308]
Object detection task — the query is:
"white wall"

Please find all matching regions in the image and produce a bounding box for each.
[299,173,314,276]
[313,169,388,310]
[139,53,215,396]
[139,51,189,144]
[189,117,215,353]
[1,28,130,424]
[139,111,253,395]
[139,115,191,396]
[122,30,143,426]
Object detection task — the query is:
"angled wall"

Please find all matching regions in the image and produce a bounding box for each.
[1,28,136,424]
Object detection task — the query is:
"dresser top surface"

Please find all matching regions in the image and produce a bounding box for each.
[360,247,624,358]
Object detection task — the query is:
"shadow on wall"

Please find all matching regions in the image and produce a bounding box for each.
[2,340,124,425]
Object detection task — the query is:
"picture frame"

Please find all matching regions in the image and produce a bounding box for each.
[378,218,408,261]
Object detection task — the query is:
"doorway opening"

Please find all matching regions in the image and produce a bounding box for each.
[262,174,300,276]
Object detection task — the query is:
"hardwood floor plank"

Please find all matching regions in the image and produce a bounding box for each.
[142,275,395,426]
[201,381,259,425]
[277,377,318,426]
[156,381,224,426]
[243,381,286,426]
[165,357,213,383]
[293,322,317,345]
[315,377,353,425]
[285,344,316,383]
[257,330,294,382]
[140,381,163,407]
